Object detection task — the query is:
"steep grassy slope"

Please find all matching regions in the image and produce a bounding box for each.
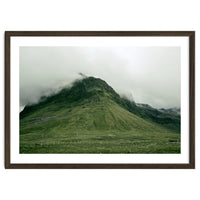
[20,76,180,154]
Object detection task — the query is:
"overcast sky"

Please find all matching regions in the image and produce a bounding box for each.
[20,46,180,109]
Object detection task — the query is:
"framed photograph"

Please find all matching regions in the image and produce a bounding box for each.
[5,31,195,169]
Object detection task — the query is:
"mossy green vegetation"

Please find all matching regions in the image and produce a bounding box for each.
[20,77,180,154]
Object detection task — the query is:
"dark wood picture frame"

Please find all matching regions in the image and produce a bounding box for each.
[5,31,195,169]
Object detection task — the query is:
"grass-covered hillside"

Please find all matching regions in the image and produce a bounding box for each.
[20,76,180,154]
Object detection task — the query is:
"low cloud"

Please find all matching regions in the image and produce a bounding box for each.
[20,46,180,109]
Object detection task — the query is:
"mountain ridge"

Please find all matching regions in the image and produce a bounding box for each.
[20,76,180,132]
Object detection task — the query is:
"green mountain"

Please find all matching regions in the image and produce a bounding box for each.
[20,76,180,154]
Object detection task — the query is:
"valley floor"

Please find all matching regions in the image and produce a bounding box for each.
[20,129,180,154]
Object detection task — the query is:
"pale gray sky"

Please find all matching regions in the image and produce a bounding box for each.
[20,46,180,109]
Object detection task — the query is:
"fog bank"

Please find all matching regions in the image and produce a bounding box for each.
[20,46,180,109]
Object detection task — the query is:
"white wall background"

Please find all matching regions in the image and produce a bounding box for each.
[0,0,199,200]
